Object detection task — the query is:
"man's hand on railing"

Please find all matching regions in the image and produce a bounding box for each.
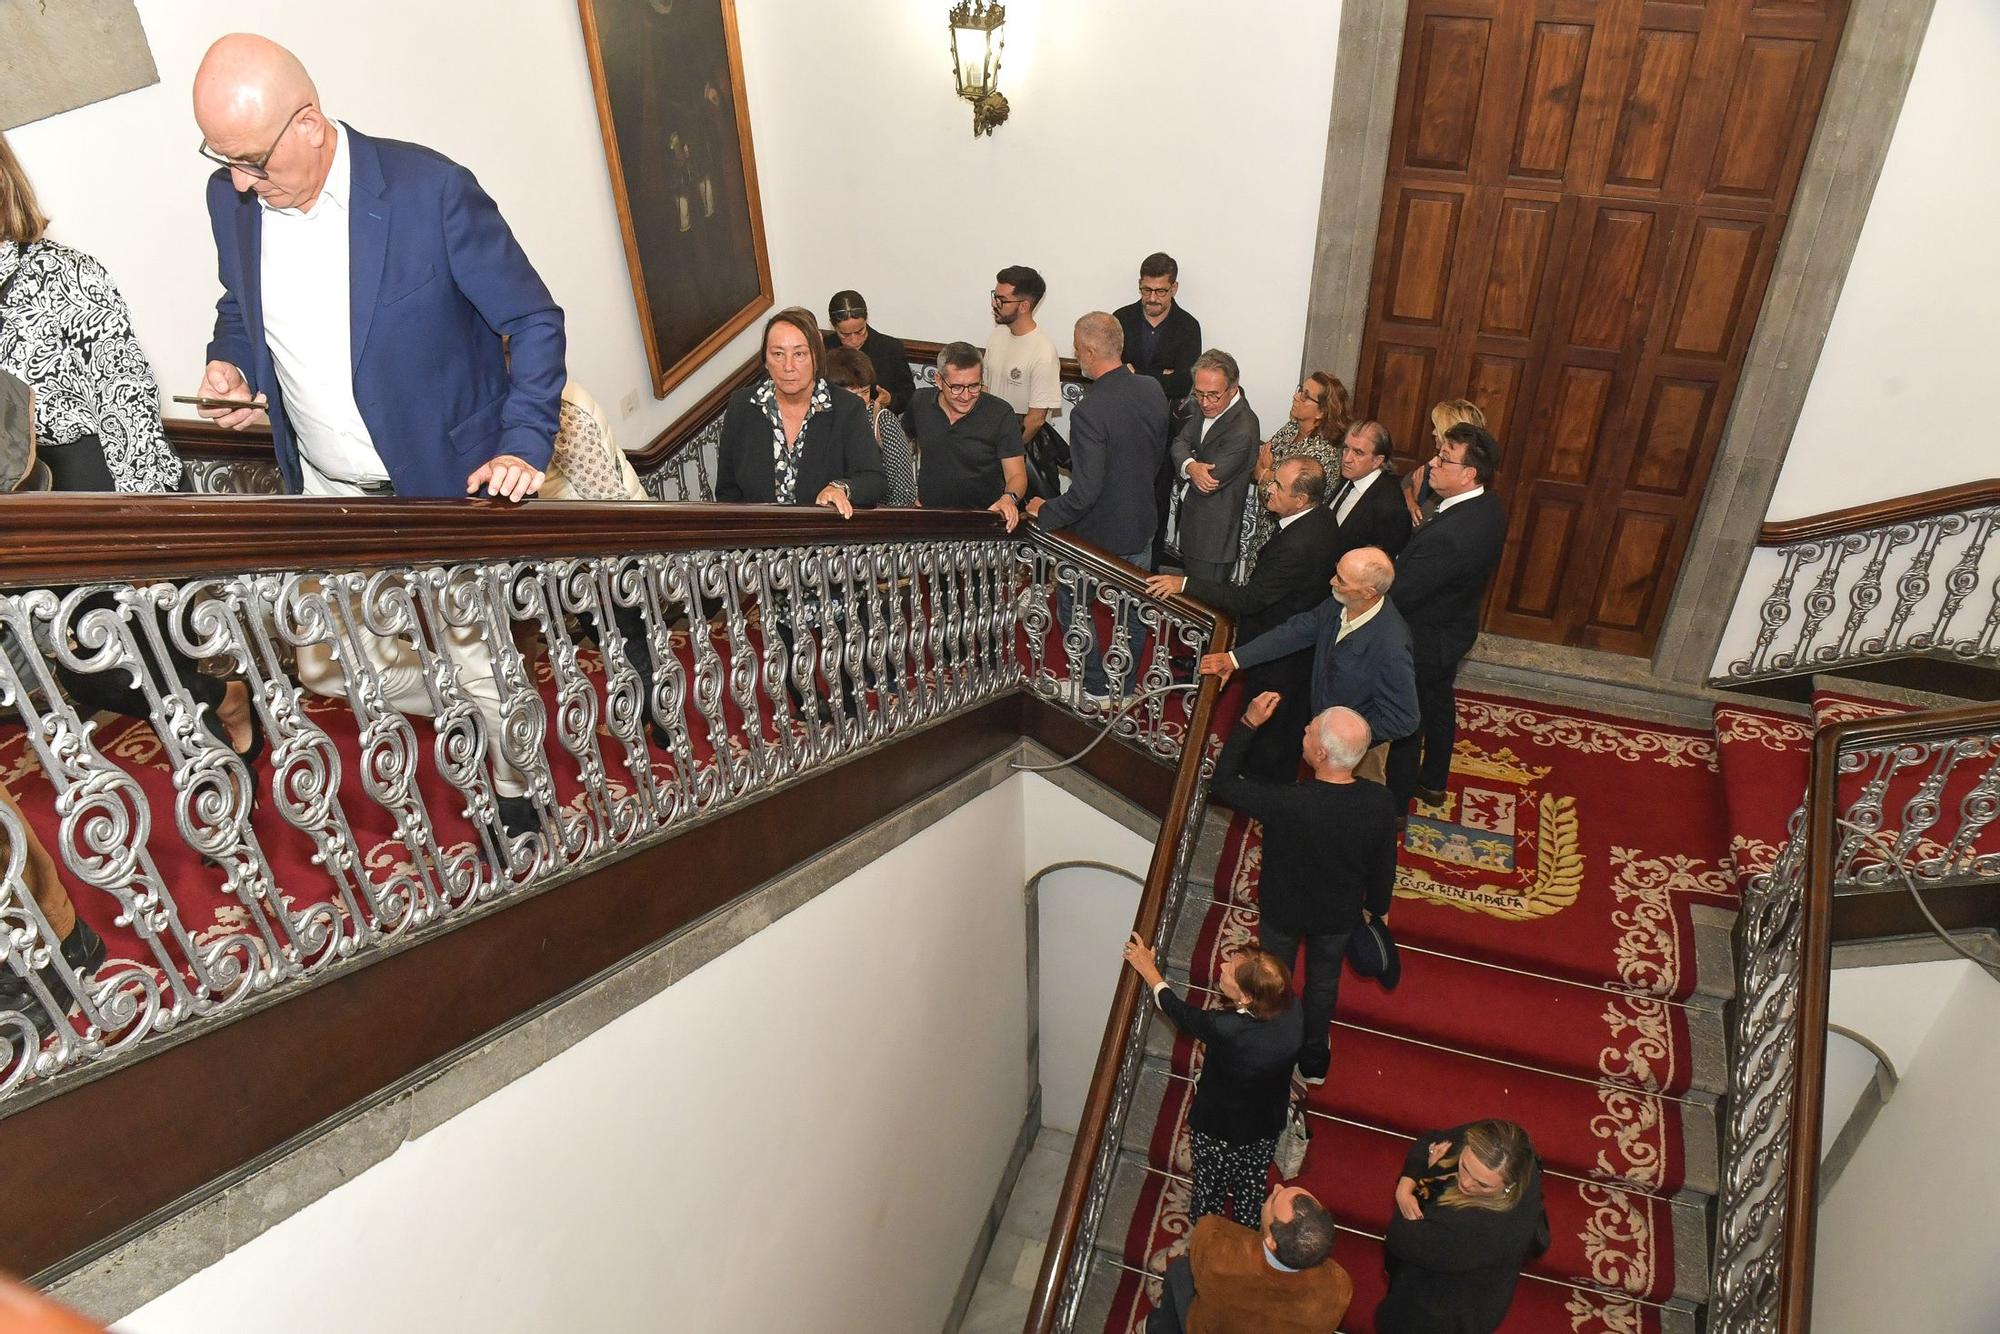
[1197,650,1235,683]
[467,455,545,502]
[988,493,1021,533]
[1144,573,1187,599]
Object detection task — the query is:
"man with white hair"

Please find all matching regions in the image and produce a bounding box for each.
[1199,545,1418,782]
[1211,691,1399,1085]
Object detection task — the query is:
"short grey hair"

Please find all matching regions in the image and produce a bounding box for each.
[1073,311,1123,362]
[1191,348,1239,387]
[1344,547,1396,597]
[1312,707,1371,771]
[936,341,983,375]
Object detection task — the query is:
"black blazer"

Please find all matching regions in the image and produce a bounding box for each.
[1113,300,1202,407]
[1391,489,1507,666]
[1037,366,1168,558]
[1182,505,1342,643]
[714,384,884,508]
[857,326,917,417]
[1155,984,1303,1143]
[1209,721,1399,934]
[1331,468,1414,560]
[1379,1124,1547,1334]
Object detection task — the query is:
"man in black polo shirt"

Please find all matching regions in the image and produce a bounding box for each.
[906,341,1027,531]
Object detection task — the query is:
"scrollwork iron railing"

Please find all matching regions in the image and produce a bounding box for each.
[1709,701,2000,1331]
[0,496,1221,1112]
[1722,484,2000,682]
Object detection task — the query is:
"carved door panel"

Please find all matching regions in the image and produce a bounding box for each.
[1354,0,1848,653]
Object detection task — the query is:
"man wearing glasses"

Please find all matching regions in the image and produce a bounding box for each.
[1113,252,1202,416]
[905,342,1026,531]
[983,265,1064,448]
[1384,424,1507,814]
[188,33,566,846]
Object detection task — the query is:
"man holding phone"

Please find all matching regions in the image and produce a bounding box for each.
[190,33,562,503]
[189,33,566,843]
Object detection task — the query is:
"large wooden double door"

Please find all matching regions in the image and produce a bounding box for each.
[1354,0,1849,653]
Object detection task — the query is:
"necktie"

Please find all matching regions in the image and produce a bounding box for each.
[1331,479,1354,517]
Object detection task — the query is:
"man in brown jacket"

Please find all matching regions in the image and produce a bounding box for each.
[1147,1184,1353,1333]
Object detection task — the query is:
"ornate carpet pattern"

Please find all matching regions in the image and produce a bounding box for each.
[1099,690,1737,1333]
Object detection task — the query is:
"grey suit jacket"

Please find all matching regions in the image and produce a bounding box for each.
[1170,394,1260,564]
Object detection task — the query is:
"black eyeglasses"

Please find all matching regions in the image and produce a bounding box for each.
[197,104,311,179]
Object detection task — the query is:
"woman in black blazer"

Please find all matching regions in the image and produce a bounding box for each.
[1124,933,1303,1227]
[1377,1119,1549,1333]
[714,306,883,513]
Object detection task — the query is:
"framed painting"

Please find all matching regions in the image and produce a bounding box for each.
[577,0,773,397]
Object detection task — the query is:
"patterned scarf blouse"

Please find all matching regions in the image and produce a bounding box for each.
[751,375,833,504]
[0,238,184,493]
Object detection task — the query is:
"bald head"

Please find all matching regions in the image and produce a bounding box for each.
[193,34,316,142]
[1072,312,1124,377]
[193,35,335,210]
[1310,707,1371,773]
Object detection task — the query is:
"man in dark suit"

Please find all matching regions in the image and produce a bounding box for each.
[1331,420,1413,560]
[1170,350,1261,584]
[1387,424,1508,812]
[1146,457,1342,643]
[1029,312,1169,702]
[1199,547,1419,782]
[1211,692,1398,1086]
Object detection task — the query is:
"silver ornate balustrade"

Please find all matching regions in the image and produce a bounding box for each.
[1724,502,2000,682]
[1710,707,2000,1331]
[0,535,1036,1104]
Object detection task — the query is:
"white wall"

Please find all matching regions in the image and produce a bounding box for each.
[121,781,1035,1334]
[1815,962,2000,1332]
[1819,958,1970,1161]
[1020,772,1156,1133]
[737,0,1344,425]
[8,1,1343,458]
[1761,0,1999,520]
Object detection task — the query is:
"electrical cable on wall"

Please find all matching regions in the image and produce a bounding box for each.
[1836,818,2000,982]
[1011,684,1201,774]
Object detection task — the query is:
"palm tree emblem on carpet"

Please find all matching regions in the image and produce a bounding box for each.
[1400,742,1582,922]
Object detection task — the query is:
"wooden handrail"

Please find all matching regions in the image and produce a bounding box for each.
[1023,597,1235,1333]
[0,494,1004,586]
[1757,478,2000,545]
[1778,696,2000,1330]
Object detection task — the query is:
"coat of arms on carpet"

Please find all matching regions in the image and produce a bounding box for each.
[1397,741,1582,921]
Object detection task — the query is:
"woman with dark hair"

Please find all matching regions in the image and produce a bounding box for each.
[1124,933,1304,1227]
[715,306,882,516]
[826,290,915,417]
[1377,1119,1549,1333]
[824,346,916,507]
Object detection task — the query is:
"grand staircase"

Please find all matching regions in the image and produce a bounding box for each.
[1069,684,1854,1333]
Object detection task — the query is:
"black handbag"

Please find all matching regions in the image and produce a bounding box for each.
[1021,421,1068,501]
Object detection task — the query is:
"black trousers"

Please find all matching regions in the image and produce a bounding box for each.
[52,590,229,732]
[1259,919,1351,1076]
[1387,649,1461,809]
[1145,1254,1199,1334]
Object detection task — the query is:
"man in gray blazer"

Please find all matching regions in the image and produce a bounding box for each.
[1170,350,1261,584]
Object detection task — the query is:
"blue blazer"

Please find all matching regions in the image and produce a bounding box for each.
[204,126,565,497]
[1231,596,1420,746]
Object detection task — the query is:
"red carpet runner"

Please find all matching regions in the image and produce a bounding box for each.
[1102,689,1740,1333]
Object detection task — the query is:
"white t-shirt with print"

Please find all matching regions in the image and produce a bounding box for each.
[983,325,1064,418]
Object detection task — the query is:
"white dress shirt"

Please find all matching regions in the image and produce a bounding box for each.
[259,122,390,487]
[1335,466,1386,524]
[1275,504,1315,532]
[1437,484,1486,514]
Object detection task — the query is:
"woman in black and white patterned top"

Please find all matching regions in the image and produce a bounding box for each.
[0,132,183,493]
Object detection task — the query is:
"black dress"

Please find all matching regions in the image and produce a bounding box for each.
[1376,1126,1549,1333]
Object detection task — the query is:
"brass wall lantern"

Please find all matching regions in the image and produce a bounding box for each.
[947,1,1009,137]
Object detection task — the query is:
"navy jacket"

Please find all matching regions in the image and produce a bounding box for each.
[1231,596,1420,747]
[205,126,565,497]
[1038,366,1168,558]
[1392,489,1508,667]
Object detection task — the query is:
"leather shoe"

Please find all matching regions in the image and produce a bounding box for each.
[1413,786,1450,809]
[494,795,541,845]
[0,920,107,1041]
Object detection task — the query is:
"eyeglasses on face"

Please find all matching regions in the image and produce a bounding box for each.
[1139,284,1174,298]
[941,380,985,397]
[989,291,1024,306]
[197,103,312,180]
[1190,389,1226,404]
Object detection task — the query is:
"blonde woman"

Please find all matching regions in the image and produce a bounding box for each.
[1402,398,1487,525]
[1377,1119,1549,1333]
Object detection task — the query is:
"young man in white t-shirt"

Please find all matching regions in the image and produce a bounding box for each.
[984,265,1065,445]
